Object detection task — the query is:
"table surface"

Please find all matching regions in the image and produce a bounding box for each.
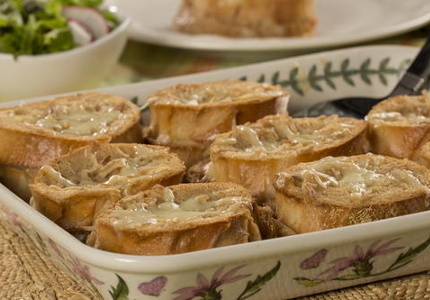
[2,22,430,300]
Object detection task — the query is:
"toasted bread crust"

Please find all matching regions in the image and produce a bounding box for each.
[30,143,185,233]
[209,115,369,199]
[144,81,289,167]
[173,0,317,37]
[412,140,430,167]
[145,81,289,144]
[0,92,142,169]
[366,93,430,159]
[273,154,430,233]
[31,185,122,233]
[87,182,262,255]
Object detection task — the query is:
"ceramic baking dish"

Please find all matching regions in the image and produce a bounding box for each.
[1,45,430,300]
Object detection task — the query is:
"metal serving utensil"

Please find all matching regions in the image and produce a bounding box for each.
[294,36,430,118]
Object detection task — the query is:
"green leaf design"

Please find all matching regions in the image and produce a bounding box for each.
[380,57,390,70]
[323,62,336,90]
[109,275,129,300]
[202,289,223,300]
[271,71,281,85]
[336,274,363,281]
[288,67,303,95]
[237,261,281,300]
[341,58,350,71]
[378,73,388,86]
[308,65,323,92]
[386,235,430,272]
[340,58,355,86]
[399,58,412,72]
[293,277,325,287]
[238,57,408,95]
[257,74,266,83]
[360,58,372,85]
[381,59,398,85]
[129,96,138,105]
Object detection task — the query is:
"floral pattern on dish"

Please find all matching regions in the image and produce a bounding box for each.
[106,261,281,300]
[294,235,430,287]
[173,261,280,300]
[3,201,430,299]
[172,265,251,300]
[138,276,168,297]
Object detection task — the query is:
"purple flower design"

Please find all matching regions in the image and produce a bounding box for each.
[172,265,251,300]
[139,276,168,296]
[68,255,104,285]
[6,211,24,229]
[300,249,328,269]
[319,239,404,281]
[48,238,64,259]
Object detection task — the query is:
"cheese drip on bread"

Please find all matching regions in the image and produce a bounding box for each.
[0,93,137,137]
[39,145,178,187]
[214,115,360,158]
[108,187,246,226]
[276,155,430,203]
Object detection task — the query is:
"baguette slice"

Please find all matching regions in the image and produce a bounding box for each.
[30,143,185,234]
[366,93,430,159]
[0,92,143,169]
[173,0,317,37]
[411,140,430,167]
[209,114,369,200]
[87,182,262,255]
[0,92,142,200]
[273,154,430,233]
[144,80,289,166]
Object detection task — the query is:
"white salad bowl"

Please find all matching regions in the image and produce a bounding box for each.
[0,10,130,102]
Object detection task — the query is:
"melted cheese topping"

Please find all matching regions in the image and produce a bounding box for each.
[42,146,174,187]
[1,96,135,137]
[214,115,359,157]
[110,188,243,225]
[366,111,430,125]
[365,94,430,125]
[276,155,430,202]
[147,82,287,105]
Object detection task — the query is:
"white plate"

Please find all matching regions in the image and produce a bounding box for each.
[3,45,430,300]
[106,0,430,53]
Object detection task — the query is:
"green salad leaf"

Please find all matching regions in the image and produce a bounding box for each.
[0,0,116,57]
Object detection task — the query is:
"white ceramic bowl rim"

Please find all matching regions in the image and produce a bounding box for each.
[0,7,131,62]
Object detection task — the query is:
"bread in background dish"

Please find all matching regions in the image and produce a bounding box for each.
[366,92,430,159]
[273,154,430,233]
[143,80,289,168]
[0,92,143,200]
[173,0,317,37]
[30,143,185,236]
[87,182,261,255]
[208,114,369,201]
